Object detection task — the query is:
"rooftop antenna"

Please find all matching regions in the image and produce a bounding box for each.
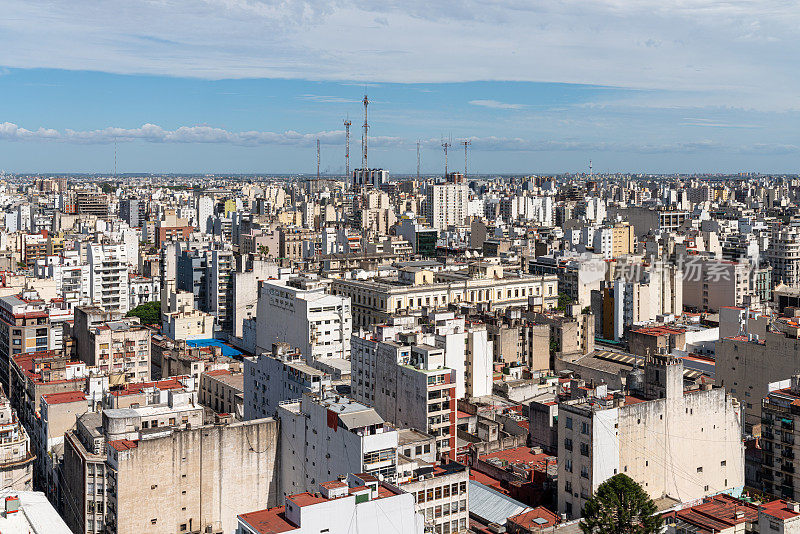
[316,138,321,181]
[589,159,593,178]
[416,140,421,179]
[442,138,451,177]
[362,94,369,171]
[461,139,471,176]
[344,118,352,179]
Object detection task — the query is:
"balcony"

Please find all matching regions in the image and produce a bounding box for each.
[783,449,795,460]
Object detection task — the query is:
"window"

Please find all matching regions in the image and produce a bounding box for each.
[564,438,573,451]
[697,467,703,473]
[565,417,573,430]
[581,422,589,435]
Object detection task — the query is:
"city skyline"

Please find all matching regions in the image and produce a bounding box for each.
[0,1,798,173]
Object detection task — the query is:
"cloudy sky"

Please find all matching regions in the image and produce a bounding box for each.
[0,0,798,174]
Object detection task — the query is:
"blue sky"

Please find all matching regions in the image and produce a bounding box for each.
[0,0,798,174]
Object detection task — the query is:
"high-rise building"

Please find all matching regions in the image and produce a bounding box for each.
[255,278,352,363]
[87,244,130,313]
[425,181,468,231]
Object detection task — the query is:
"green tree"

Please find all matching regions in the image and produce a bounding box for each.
[126,301,161,325]
[580,474,663,534]
[556,292,573,312]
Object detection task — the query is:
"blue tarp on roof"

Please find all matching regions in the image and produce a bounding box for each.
[186,339,242,357]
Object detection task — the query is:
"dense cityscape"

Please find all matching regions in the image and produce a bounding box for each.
[0,130,798,533]
[1,0,798,531]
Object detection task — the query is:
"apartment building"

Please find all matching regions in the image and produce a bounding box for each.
[237,473,423,534]
[716,312,800,432]
[73,306,151,382]
[87,244,130,313]
[0,289,69,389]
[35,251,91,307]
[683,259,752,312]
[426,179,469,231]
[199,368,244,418]
[74,405,279,534]
[557,355,743,519]
[332,263,558,328]
[351,168,389,189]
[277,392,399,495]
[767,226,800,287]
[0,389,34,491]
[244,343,330,420]
[255,278,352,362]
[350,317,459,461]
[400,462,469,534]
[760,376,800,501]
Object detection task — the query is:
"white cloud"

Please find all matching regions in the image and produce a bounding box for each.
[469,100,526,110]
[0,1,797,108]
[0,121,796,156]
[0,122,404,147]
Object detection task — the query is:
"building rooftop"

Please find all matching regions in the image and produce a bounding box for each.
[760,499,800,521]
[42,391,86,405]
[0,491,72,533]
[239,506,296,534]
[663,494,758,533]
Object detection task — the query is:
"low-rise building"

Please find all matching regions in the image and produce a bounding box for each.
[237,473,423,534]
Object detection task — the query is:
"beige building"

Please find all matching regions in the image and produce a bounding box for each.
[74,306,151,382]
[610,222,636,257]
[716,311,800,433]
[332,262,558,328]
[683,259,751,312]
[160,282,215,341]
[199,369,244,419]
[106,418,280,534]
[557,356,743,519]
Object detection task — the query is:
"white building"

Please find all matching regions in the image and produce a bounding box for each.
[237,474,423,534]
[255,278,352,363]
[196,196,214,234]
[243,344,331,420]
[277,393,399,495]
[0,490,72,533]
[87,243,130,313]
[426,182,468,231]
[557,355,744,519]
[34,251,90,308]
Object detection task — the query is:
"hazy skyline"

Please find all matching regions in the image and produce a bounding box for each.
[0,0,798,173]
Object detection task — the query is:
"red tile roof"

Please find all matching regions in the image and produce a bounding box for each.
[108,439,138,452]
[42,391,86,405]
[508,506,560,530]
[760,500,800,520]
[238,506,297,534]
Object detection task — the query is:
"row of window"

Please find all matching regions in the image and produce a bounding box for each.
[415,481,467,504]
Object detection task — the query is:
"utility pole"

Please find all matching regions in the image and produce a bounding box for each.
[362,95,369,170]
[461,140,471,176]
[344,119,352,178]
[442,139,451,177]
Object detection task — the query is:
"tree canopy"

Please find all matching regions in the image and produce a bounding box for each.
[126,301,161,325]
[580,474,663,534]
